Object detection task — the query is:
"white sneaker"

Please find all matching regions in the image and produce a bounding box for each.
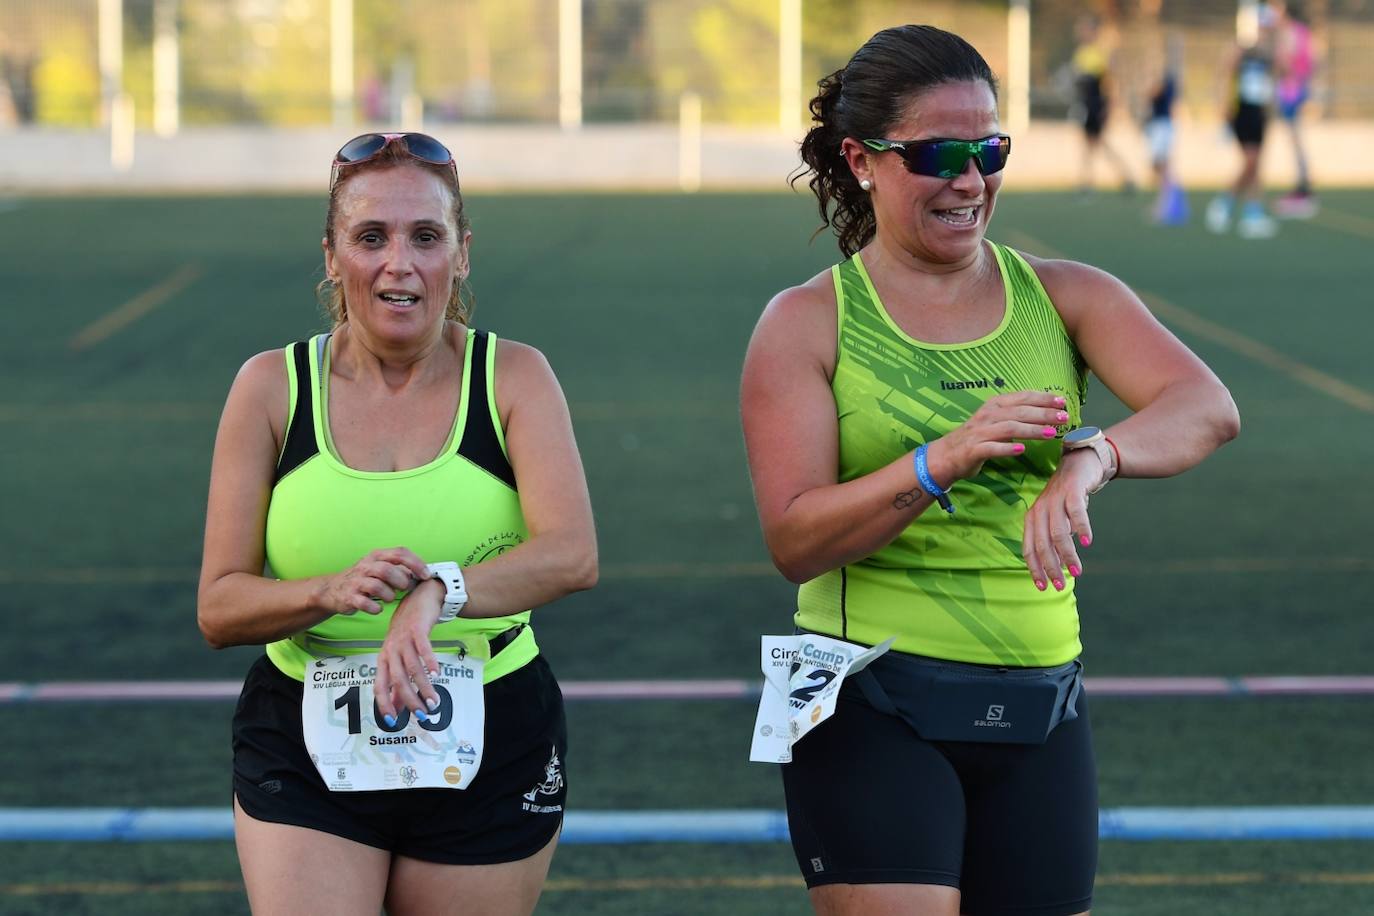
[1237,213,1278,239]
[1205,197,1233,234]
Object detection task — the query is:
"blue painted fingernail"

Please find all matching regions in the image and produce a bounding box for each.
[415,709,429,722]
[383,714,397,728]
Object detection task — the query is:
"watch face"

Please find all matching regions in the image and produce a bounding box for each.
[1063,425,1102,447]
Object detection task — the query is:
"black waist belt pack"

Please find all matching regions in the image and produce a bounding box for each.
[852,650,1083,745]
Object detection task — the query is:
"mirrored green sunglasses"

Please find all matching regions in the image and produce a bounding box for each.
[862,134,1011,179]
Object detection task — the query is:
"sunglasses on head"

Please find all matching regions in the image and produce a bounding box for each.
[862,134,1011,179]
[330,132,458,189]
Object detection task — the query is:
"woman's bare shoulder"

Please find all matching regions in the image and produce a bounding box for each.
[230,348,290,404]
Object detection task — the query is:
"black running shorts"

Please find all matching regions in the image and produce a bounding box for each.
[1231,103,1267,147]
[782,680,1097,916]
[1081,99,1108,139]
[232,653,567,865]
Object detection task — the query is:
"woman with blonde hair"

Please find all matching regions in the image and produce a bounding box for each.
[199,132,597,915]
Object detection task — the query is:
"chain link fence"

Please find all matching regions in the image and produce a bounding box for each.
[2,0,1371,130]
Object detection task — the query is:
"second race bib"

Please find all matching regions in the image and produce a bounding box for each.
[749,633,893,763]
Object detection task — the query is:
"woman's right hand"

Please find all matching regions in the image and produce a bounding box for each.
[933,391,1069,482]
[313,548,432,616]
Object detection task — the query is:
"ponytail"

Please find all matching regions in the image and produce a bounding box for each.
[794,68,875,257]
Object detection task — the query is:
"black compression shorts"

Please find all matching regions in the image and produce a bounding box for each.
[782,679,1097,916]
[232,653,567,864]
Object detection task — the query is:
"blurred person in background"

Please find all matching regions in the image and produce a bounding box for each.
[742,24,1239,916]
[1207,4,1280,238]
[198,132,597,916]
[1274,0,1318,217]
[1070,15,1135,195]
[1144,35,1188,225]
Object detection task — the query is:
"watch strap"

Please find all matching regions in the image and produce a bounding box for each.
[1065,430,1118,494]
[425,562,468,622]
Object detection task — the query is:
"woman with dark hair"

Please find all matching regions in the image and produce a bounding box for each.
[741,25,1238,916]
[199,133,597,915]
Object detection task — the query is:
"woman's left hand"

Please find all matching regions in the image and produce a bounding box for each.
[373,577,445,726]
[1021,450,1106,592]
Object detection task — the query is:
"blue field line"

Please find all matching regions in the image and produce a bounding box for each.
[3,807,1374,843]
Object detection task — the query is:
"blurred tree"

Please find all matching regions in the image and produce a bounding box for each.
[634,0,777,124]
[179,1,263,123]
[123,0,155,130]
[584,0,655,121]
[239,0,333,125]
[354,0,555,123]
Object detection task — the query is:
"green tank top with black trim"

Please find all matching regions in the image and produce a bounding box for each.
[795,242,1089,667]
[263,326,537,683]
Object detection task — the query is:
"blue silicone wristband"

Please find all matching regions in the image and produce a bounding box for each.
[913,444,955,514]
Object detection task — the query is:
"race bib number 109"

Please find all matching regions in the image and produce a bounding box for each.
[301,653,485,792]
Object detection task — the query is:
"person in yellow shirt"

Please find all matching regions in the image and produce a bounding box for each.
[198,132,597,916]
[1071,16,1135,194]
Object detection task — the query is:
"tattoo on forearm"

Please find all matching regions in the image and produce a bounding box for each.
[893,487,922,509]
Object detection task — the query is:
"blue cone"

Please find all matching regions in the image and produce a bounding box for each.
[1158,182,1189,225]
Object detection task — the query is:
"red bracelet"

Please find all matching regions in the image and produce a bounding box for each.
[1104,436,1123,478]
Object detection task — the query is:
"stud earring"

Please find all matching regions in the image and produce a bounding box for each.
[860,179,872,191]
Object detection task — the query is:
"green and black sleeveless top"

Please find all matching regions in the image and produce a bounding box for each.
[795,242,1089,667]
[264,327,537,683]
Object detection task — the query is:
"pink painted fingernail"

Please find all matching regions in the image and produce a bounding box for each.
[1054,397,1067,406]
[1068,565,1081,577]
[1080,535,1091,547]
[1052,579,1064,590]
[1035,580,1046,591]
[1056,411,1069,422]
[1042,426,1057,438]
[1013,443,1026,455]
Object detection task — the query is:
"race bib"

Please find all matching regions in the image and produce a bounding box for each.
[301,652,485,791]
[749,634,893,763]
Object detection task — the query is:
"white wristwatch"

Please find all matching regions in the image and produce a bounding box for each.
[1062,425,1118,494]
[425,562,469,622]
